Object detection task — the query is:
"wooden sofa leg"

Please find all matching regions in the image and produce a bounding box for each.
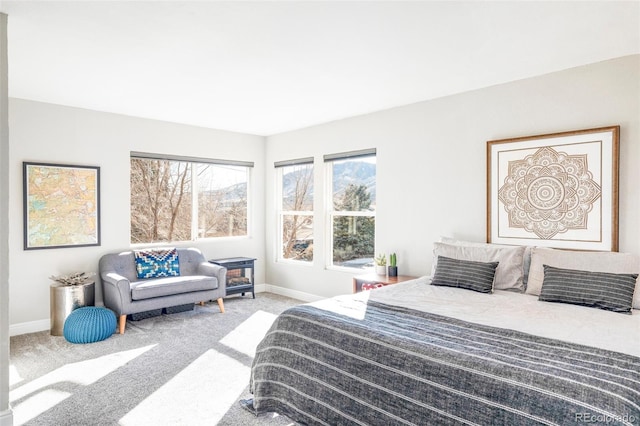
[217,298,225,313]
[118,314,127,334]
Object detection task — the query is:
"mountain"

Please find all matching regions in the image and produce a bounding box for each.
[282,160,376,208]
[204,160,376,207]
[331,161,376,207]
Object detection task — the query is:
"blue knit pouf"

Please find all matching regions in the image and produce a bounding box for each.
[63,307,116,344]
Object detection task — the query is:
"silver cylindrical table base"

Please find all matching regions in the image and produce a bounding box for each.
[50,282,95,336]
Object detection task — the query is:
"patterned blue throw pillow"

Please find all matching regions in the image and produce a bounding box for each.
[134,248,180,279]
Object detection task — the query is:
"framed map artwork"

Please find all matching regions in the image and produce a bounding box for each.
[23,162,101,250]
[486,126,619,252]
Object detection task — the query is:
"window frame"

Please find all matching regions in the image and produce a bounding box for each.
[130,152,253,245]
[194,162,252,240]
[275,158,314,264]
[324,149,376,272]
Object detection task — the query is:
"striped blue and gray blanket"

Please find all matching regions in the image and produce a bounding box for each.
[249,301,640,425]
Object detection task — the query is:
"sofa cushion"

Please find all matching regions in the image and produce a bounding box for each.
[134,248,180,279]
[131,275,218,300]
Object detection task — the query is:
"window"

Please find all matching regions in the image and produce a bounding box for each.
[130,153,252,244]
[325,149,376,269]
[276,158,314,262]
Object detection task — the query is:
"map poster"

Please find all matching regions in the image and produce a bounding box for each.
[23,162,101,250]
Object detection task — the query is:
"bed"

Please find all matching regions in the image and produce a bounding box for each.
[247,243,640,425]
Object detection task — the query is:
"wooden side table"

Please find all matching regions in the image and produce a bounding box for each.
[352,273,418,293]
[209,257,256,298]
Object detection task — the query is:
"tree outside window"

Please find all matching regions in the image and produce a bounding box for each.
[328,154,376,269]
[130,157,249,244]
[278,163,313,262]
[197,163,248,238]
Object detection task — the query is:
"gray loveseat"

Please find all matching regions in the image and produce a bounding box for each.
[99,247,226,334]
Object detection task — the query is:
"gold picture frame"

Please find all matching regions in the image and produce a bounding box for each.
[487,126,619,251]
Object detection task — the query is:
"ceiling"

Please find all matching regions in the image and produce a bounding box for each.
[1,1,639,136]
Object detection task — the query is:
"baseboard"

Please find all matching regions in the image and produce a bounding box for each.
[226,284,321,302]
[0,408,13,426]
[9,319,49,336]
[262,284,324,303]
[8,285,319,336]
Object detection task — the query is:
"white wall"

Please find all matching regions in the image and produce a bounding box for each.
[7,55,640,332]
[0,12,13,426]
[264,55,640,298]
[8,100,266,334]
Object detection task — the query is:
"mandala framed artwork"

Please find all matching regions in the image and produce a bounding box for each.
[486,126,619,251]
[23,162,101,250]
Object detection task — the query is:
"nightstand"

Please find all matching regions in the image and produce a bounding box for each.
[352,273,418,293]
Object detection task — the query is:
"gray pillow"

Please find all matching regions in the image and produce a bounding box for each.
[439,237,532,287]
[539,265,638,314]
[431,256,498,294]
[432,241,525,291]
[527,247,640,310]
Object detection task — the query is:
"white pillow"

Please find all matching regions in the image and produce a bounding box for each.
[526,247,640,309]
[439,237,532,285]
[432,242,526,292]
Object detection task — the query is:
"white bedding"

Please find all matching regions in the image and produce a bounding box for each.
[314,276,640,358]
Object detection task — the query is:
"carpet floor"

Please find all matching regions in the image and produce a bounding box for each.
[9,293,302,425]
